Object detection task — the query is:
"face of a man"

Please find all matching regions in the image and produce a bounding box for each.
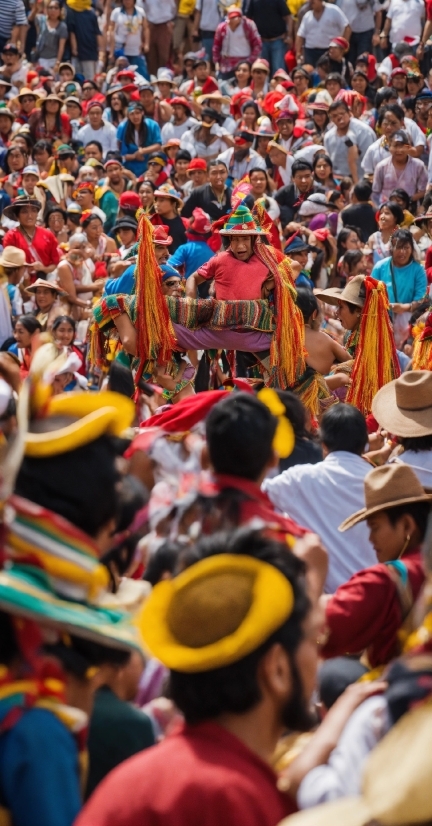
[293,168,313,193]
[172,104,187,123]
[230,235,253,261]
[330,106,350,130]
[84,144,102,161]
[107,163,122,184]
[88,106,103,128]
[154,244,169,264]
[277,117,294,139]
[161,276,182,296]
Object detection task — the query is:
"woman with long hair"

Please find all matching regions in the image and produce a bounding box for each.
[240,100,260,132]
[29,94,71,146]
[51,314,86,374]
[2,146,28,198]
[313,154,337,191]
[117,102,162,177]
[368,202,404,264]
[220,60,252,96]
[81,213,117,261]
[8,314,42,377]
[136,179,156,214]
[103,89,129,128]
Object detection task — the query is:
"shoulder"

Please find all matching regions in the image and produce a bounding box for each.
[111,6,120,18]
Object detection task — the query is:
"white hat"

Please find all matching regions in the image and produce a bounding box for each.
[22,165,40,178]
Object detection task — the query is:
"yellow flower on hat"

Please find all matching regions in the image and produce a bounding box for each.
[258,388,295,459]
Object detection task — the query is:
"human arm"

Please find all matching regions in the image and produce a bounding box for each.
[330,338,351,364]
[372,8,383,46]
[185,271,206,297]
[295,34,305,63]
[346,140,359,183]
[371,162,383,207]
[57,261,93,309]
[342,23,351,39]
[192,5,202,38]
[10,0,28,48]
[212,22,224,64]
[142,15,150,53]
[411,161,428,203]
[418,18,432,56]
[113,313,137,355]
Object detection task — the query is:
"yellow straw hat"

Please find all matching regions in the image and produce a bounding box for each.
[138,553,294,672]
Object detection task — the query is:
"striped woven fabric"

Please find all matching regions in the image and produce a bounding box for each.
[166,296,276,332]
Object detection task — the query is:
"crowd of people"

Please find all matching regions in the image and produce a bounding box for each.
[1,0,432,823]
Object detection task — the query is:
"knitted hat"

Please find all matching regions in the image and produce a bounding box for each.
[219,203,267,235]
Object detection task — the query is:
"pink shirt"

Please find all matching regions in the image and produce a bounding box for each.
[197,250,269,300]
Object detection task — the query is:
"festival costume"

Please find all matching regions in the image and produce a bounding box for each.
[412,310,432,370]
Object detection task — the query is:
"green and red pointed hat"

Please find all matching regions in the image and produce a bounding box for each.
[219,203,267,235]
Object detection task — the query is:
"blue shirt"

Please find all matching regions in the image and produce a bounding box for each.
[104,264,135,296]
[371,257,427,304]
[116,119,162,176]
[0,708,81,826]
[168,240,214,279]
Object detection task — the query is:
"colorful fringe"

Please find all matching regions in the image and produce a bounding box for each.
[134,211,175,381]
[346,277,400,415]
[166,296,275,331]
[292,367,337,418]
[412,311,432,370]
[254,241,306,389]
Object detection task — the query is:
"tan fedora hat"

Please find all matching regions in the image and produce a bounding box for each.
[0,246,28,269]
[372,371,432,438]
[26,278,63,295]
[339,463,432,531]
[278,698,432,826]
[315,274,366,308]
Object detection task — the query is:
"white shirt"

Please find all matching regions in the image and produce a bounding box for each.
[386,0,425,46]
[195,0,221,32]
[262,451,378,593]
[142,0,176,24]
[216,146,267,178]
[221,21,251,57]
[277,157,294,185]
[325,117,375,177]
[77,122,118,155]
[390,451,432,489]
[297,2,349,48]
[161,117,199,141]
[298,696,390,809]
[110,6,146,56]
[336,0,379,33]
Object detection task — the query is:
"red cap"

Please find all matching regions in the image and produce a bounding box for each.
[141,389,230,431]
[152,224,173,246]
[119,191,141,210]
[117,69,136,80]
[169,96,192,111]
[188,207,212,235]
[187,158,207,172]
[227,7,242,18]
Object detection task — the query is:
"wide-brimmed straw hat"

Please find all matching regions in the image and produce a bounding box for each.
[197,90,231,105]
[372,371,432,437]
[12,86,40,107]
[315,274,366,308]
[26,277,63,295]
[414,205,432,225]
[36,93,63,108]
[279,699,432,826]
[339,463,432,531]
[3,195,42,220]
[0,247,28,269]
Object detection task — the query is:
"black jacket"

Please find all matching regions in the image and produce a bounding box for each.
[182,183,232,221]
[274,182,325,228]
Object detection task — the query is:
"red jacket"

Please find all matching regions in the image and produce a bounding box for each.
[322,547,425,668]
[3,226,60,272]
[76,721,296,826]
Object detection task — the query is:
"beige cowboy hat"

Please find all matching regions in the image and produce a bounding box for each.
[372,371,432,438]
[197,91,231,105]
[315,274,366,308]
[278,698,432,826]
[11,87,41,108]
[26,278,63,294]
[339,463,432,531]
[36,93,64,108]
[0,247,28,269]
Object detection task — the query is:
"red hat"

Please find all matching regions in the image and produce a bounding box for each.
[187,158,207,173]
[391,67,407,78]
[87,99,104,111]
[169,96,192,111]
[329,36,349,51]
[188,207,212,235]
[227,7,242,18]
[117,69,136,81]
[119,191,141,211]
[152,224,173,246]
[141,389,230,431]
[313,227,331,242]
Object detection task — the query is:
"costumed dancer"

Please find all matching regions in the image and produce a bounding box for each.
[412,310,432,370]
[316,275,401,415]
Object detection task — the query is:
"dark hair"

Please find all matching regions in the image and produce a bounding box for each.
[379,200,404,226]
[206,393,277,481]
[293,67,310,81]
[353,181,372,202]
[241,100,260,117]
[44,635,130,679]
[389,188,410,209]
[169,529,311,727]
[67,211,81,227]
[108,90,128,126]
[383,102,405,122]
[85,139,103,155]
[385,501,431,540]
[4,145,27,174]
[45,204,66,225]
[319,403,367,455]
[107,360,135,397]
[313,153,335,182]
[0,611,19,666]
[143,540,181,586]
[316,55,330,71]
[391,227,414,255]
[15,314,42,335]
[296,286,318,322]
[328,99,349,114]
[328,189,342,207]
[292,159,313,177]
[105,149,123,163]
[208,159,228,170]
[125,107,147,147]
[375,87,398,109]
[351,70,368,85]
[336,226,361,260]
[402,95,416,115]
[342,249,364,273]
[398,434,432,453]
[81,212,102,229]
[276,390,309,440]
[234,60,252,77]
[13,130,34,153]
[390,129,410,145]
[175,149,192,162]
[52,314,76,333]
[15,435,120,537]
[40,98,61,135]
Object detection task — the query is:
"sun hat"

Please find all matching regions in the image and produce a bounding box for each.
[0,106,14,121]
[64,95,82,111]
[154,183,184,207]
[155,68,176,86]
[339,463,432,531]
[279,699,432,826]
[138,552,294,672]
[3,195,41,221]
[253,116,274,137]
[22,164,40,178]
[0,76,12,89]
[309,90,332,112]
[227,5,242,18]
[267,139,288,155]
[414,204,432,225]
[315,274,366,307]
[152,224,173,246]
[12,86,40,107]
[197,90,231,105]
[252,58,270,73]
[0,247,28,269]
[25,278,63,295]
[36,93,63,108]
[162,137,181,151]
[372,371,432,438]
[58,62,75,74]
[219,203,267,235]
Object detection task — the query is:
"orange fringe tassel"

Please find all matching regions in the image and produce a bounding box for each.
[134,211,176,382]
[412,311,432,370]
[346,277,400,415]
[254,241,306,389]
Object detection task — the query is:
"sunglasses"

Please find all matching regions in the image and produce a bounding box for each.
[164,280,181,287]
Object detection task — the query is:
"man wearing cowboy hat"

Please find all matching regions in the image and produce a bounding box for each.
[3,196,60,281]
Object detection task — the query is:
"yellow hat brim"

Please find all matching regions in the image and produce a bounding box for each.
[137,553,294,672]
[25,391,135,457]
